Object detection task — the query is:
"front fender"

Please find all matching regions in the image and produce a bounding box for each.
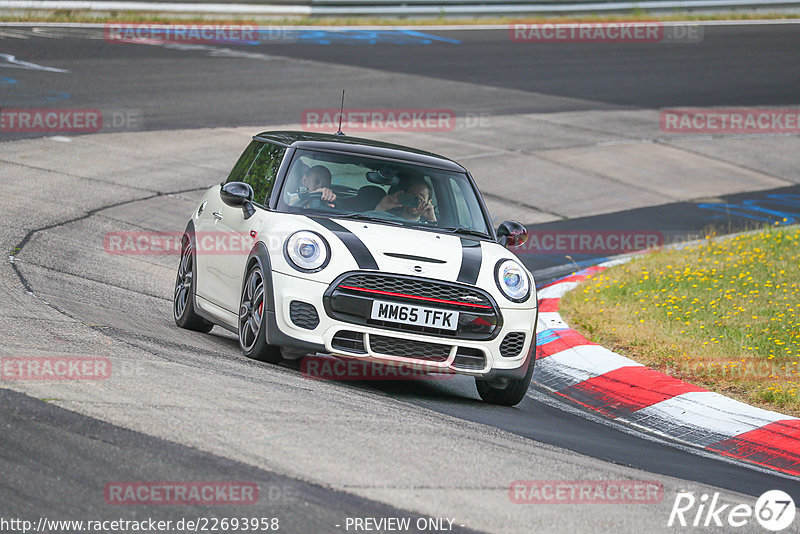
[246,241,325,354]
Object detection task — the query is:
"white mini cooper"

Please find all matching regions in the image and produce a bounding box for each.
[175,131,537,405]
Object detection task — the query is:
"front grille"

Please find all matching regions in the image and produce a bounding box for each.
[453,347,486,370]
[339,273,492,309]
[331,330,366,354]
[499,332,526,358]
[325,272,501,341]
[289,301,320,330]
[368,334,451,362]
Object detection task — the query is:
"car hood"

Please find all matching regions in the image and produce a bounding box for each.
[331,218,470,280]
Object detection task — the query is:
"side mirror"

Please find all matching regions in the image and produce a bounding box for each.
[221,182,256,219]
[220,182,253,207]
[497,220,528,248]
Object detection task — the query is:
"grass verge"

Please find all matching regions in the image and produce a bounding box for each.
[561,225,800,417]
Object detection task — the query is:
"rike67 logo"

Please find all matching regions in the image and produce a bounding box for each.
[668,490,796,531]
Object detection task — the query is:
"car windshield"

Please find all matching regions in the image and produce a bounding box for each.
[276,148,491,237]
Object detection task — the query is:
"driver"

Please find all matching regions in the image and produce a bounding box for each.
[289,165,336,207]
[375,176,436,223]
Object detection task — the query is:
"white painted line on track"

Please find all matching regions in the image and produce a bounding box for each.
[629,391,796,445]
[538,281,579,299]
[537,344,642,387]
[0,52,68,72]
[537,311,569,330]
[526,387,800,480]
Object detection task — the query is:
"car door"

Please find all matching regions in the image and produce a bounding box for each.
[215,141,287,313]
[195,140,262,309]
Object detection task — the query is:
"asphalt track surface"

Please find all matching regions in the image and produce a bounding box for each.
[1,22,800,532]
[1,24,798,131]
[1,389,476,533]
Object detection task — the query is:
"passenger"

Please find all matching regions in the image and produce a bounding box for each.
[375,176,436,223]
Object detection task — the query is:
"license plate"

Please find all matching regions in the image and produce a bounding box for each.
[370,300,459,330]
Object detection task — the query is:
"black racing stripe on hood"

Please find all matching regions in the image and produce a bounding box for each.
[310,217,379,270]
[457,238,482,285]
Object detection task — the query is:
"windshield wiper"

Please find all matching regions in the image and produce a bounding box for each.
[335,212,405,226]
[441,226,491,239]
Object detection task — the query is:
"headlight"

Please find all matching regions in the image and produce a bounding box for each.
[495,259,530,302]
[284,231,330,272]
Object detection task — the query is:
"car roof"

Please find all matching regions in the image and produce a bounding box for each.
[253,131,466,173]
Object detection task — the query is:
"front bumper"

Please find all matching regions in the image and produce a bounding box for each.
[270,270,537,379]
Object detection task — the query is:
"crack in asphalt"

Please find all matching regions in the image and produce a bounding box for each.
[8,185,207,292]
[20,260,172,301]
[659,139,797,185]
[3,183,234,386]
[0,157,163,193]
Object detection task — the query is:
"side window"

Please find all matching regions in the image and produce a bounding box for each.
[449,177,471,227]
[244,142,286,205]
[226,140,261,184]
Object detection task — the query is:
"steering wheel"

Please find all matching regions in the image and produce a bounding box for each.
[296,191,330,209]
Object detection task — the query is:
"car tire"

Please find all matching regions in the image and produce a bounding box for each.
[475,350,535,407]
[238,263,281,363]
[174,235,214,333]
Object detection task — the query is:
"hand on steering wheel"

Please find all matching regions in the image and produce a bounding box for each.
[297,190,336,209]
